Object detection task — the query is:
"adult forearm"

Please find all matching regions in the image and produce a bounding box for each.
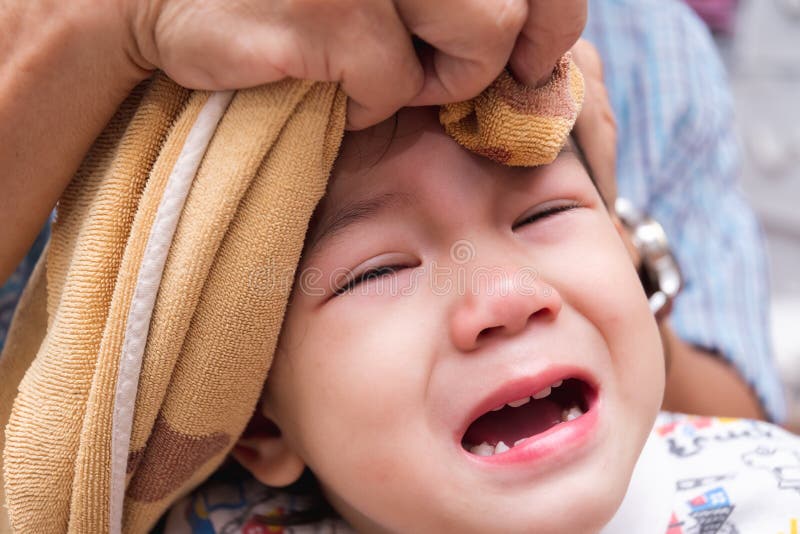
[0,0,149,283]
[660,322,766,420]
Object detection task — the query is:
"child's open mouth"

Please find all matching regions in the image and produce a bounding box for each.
[461,378,594,457]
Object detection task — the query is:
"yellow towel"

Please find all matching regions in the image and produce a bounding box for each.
[0,55,583,534]
[442,54,585,166]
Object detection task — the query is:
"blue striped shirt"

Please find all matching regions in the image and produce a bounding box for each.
[0,225,48,350]
[584,0,785,421]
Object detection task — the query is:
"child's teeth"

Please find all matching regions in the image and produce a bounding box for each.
[468,441,515,456]
[514,438,527,447]
[507,397,531,408]
[561,405,584,422]
[493,379,568,412]
[471,442,494,456]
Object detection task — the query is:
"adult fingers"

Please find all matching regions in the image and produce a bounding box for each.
[328,1,425,129]
[397,0,529,106]
[509,0,587,87]
[131,0,424,130]
[570,39,618,208]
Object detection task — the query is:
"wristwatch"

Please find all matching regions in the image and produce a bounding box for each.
[615,198,683,320]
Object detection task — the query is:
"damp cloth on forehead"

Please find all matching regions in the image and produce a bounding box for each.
[0,53,583,533]
[441,54,585,166]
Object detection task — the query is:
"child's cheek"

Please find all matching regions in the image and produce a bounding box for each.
[547,219,663,399]
[292,288,433,425]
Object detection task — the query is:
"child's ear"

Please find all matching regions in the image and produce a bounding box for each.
[230,406,306,488]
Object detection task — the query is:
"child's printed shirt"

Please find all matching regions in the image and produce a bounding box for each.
[165,413,800,533]
[603,413,800,533]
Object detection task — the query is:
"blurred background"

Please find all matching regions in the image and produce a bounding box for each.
[690,0,800,428]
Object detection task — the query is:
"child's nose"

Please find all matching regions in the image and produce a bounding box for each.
[448,266,562,352]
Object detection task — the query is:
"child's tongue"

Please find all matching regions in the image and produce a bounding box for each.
[463,398,562,446]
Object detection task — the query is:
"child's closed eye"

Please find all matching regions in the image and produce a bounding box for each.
[512,201,583,231]
[332,201,584,296]
[334,264,410,295]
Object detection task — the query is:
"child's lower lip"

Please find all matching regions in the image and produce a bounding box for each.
[459,393,600,468]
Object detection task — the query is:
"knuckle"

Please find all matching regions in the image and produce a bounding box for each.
[398,58,424,97]
[491,0,528,34]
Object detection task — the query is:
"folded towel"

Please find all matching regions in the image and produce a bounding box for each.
[0,55,583,533]
[442,54,584,166]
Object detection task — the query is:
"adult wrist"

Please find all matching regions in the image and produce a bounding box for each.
[0,0,152,283]
[5,0,152,93]
[614,199,681,377]
[615,198,682,321]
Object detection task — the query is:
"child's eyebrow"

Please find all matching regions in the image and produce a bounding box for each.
[305,191,414,256]
[305,138,601,258]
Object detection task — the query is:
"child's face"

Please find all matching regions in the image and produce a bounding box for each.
[262,107,664,533]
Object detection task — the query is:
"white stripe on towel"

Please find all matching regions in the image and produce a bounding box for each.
[109,90,234,534]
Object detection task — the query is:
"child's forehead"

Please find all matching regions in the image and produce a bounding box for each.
[318,108,450,215]
[326,106,585,208]
[305,112,590,256]
[334,107,441,172]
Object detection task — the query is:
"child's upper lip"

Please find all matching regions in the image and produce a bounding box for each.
[452,364,599,443]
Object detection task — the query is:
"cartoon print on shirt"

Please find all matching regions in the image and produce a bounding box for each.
[677,487,738,534]
[183,479,249,534]
[742,447,800,495]
[172,413,800,533]
[181,476,287,534]
[676,474,736,492]
[240,513,287,534]
[657,415,775,459]
[670,474,737,534]
[667,511,685,534]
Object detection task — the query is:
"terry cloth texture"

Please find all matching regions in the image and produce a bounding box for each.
[0,55,583,534]
[441,54,585,166]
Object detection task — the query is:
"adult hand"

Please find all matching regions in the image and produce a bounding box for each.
[125,0,587,129]
[0,0,587,286]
